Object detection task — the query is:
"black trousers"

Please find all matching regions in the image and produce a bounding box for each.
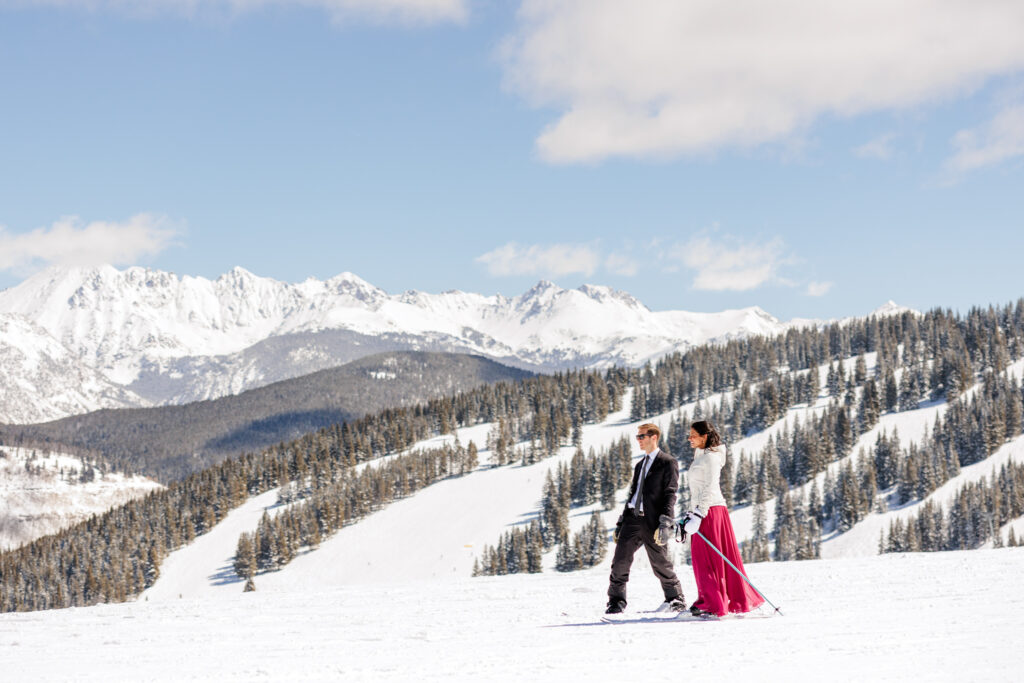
[607,510,682,603]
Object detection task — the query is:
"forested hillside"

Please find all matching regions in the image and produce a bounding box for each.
[0,352,531,481]
[0,446,161,551]
[4,300,1024,613]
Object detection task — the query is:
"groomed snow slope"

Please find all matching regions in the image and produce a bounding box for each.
[140,400,647,600]
[3,548,1021,682]
[5,380,1024,680]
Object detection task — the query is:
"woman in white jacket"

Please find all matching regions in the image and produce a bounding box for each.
[681,420,764,617]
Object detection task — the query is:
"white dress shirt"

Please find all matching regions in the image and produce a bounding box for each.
[628,449,658,512]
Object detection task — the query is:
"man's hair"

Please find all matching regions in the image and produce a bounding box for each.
[637,423,661,439]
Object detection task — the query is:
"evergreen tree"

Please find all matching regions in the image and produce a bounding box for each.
[747,480,771,563]
[233,532,257,580]
[883,368,899,413]
[854,353,867,384]
[859,379,881,431]
[732,452,754,505]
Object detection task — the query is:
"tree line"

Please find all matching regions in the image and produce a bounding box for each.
[881,459,1024,553]
[0,365,618,612]
[5,300,1024,611]
[472,437,634,576]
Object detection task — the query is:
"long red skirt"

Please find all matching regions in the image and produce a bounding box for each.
[690,506,764,616]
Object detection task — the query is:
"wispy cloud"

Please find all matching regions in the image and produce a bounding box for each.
[854,133,898,161]
[477,235,829,295]
[604,252,638,277]
[501,1,1024,163]
[1,0,470,25]
[475,242,601,278]
[666,236,794,292]
[806,281,833,297]
[0,214,181,274]
[943,103,1024,176]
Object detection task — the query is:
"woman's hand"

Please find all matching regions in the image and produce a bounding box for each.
[681,508,704,535]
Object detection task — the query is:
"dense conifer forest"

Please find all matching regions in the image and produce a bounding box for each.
[469,301,1024,574]
[4,300,1024,611]
[0,352,532,481]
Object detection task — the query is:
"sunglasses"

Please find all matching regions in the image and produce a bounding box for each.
[635,433,655,440]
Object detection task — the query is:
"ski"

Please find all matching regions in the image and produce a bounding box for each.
[600,610,717,624]
[599,607,778,624]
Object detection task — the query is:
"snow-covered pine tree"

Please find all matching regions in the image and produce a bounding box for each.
[826,361,842,397]
[859,378,881,431]
[773,492,797,561]
[854,353,867,384]
[233,533,257,579]
[732,452,753,505]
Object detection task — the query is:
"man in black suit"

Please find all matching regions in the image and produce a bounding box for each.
[605,423,685,614]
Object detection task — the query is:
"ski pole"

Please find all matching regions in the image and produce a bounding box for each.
[692,529,784,616]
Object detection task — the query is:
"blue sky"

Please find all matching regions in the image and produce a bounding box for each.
[1,1,1023,320]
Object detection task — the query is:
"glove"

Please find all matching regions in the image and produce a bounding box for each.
[613,515,623,543]
[655,515,674,546]
[681,508,704,535]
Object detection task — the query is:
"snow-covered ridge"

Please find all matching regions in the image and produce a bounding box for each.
[0,313,144,423]
[0,264,885,424]
[0,445,162,551]
[0,266,779,368]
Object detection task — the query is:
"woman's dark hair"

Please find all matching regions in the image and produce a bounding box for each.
[691,420,722,449]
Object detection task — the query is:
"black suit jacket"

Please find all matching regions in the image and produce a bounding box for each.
[621,448,678,530]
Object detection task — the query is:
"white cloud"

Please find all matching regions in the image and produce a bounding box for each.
[944,103,1024,174]
[1,0,469,24]
[604,252,638,276]
[854,133,898,161]
[475,242,601,278]
[666,236,793,292]
[478,235,813,292]
[806,281,833,297]
[0,214,181,274]
[501,0,1024,163]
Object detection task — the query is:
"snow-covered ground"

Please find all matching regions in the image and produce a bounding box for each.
[3,547,1021,682]
[7,352,1024,680]
[0,446,162,550]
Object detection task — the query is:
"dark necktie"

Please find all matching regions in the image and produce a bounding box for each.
[635,454,652,516]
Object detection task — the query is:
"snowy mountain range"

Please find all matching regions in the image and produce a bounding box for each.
[0,264,873,425]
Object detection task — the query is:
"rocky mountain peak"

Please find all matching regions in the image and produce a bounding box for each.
[0,264,809,424]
